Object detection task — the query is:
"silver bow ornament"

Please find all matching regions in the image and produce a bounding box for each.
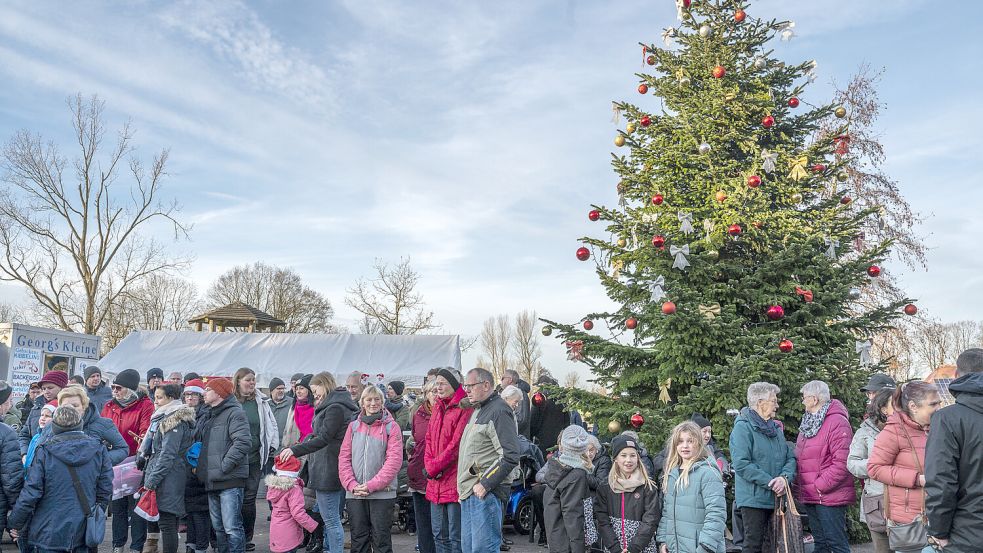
[662,27,677,47]
[649,275,667,302]
[780,21,796,41]
[703,219,715,242]
[674,0,686,20]
[856,340,873,367]
[761,149,778,174]
[678,212,695,235]
[824,236,839,260]
[670,245,690,271]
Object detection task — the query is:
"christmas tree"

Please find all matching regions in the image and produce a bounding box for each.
[542,0,912,445]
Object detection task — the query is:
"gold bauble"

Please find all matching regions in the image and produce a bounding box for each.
[607,420,622,434]
[791,193,804,203]
[541,326,553,337]
[614,135,626,147]
[617,238,628,248]
[706,250,719,260]
[583,411,592,422]
[836,172,849,182]
[834,106,847,118]
[679,76,691,87]
[626,122,637,134]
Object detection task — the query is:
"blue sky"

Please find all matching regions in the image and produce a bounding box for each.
[1,0,981,382]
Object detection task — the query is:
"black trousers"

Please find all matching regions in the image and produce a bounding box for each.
[186,510,212,552]
[159,512,179,553]
[740,506,773,553]
[347,498,395,553]
[243,461,262,543]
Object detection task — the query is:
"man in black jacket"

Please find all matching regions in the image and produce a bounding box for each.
[0,381,24,541]
[926,348,983,552]
[198,378,251,553]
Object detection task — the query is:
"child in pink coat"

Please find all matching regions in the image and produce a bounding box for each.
[266,456,319,553]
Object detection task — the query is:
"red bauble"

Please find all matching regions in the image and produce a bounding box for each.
[762,115,775,128]
[651,235,666,248]
[682,0,691,7]
[904,304,918,316]
[712,65,726,79]
[747,175,762,188]
[778,339,794,353]
[661,301,677,315]
[588,209,600,221]
[583,320,594,330]
[630,412,645,429]
[734,9,746,22]
[867,265,882,277]
[788,97,800,108]
[652,193,664,205]
[625,317,638,330]
[638,84,649,94]
[532,392,545,406]
[840,196,852,205]
[727,224,742,236]
[576,247,590,261]
[646,55,656,66]
[640,115,652,127]
[766,305,785,321]
[812,163,827,173]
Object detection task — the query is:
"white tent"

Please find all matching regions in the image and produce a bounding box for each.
[98,330,461,386]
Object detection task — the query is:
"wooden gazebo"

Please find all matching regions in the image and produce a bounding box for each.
[189,302,286,333]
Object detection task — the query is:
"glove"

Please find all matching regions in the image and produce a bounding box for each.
[135,455,148,471]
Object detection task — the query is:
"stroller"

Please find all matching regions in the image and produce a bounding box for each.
[503,437,545,535]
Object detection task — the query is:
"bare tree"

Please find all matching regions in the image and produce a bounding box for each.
[346,258,438,335]
[563,371,582,389]
[0,94,189,335]
[908,319,983,375]
[479,314,512,382]
[207,262,337,333]
[512,310,544,383]
[0,302,24,322]
[101,274,201,349]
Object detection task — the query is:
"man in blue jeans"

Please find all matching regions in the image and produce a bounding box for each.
[457,368,519,553]
[196,378,252,553]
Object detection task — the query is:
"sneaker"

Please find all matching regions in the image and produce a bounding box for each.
[245,544,256,552]
[113,548,125,553]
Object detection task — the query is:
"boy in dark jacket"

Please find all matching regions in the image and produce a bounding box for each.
[542,426,592,553]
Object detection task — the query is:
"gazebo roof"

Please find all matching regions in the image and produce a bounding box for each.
[189,302,286,328]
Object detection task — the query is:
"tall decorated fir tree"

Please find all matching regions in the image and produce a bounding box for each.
[542,0,912,445]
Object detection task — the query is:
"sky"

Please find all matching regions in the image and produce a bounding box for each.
[1,0,982,383]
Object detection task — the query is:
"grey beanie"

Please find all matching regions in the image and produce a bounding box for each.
[51,406,83,434]
[560,424,589,455]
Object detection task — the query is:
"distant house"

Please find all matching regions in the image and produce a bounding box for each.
[924,364,957,407]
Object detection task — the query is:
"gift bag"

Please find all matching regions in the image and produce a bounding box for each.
[112,456,144,501]
[764,480,805,553]
[134,487,160,522]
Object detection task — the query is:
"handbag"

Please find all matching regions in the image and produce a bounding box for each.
[765,478,805,553]
[861,493,887,533]
[67,464,107,548]
[884,424,929,550]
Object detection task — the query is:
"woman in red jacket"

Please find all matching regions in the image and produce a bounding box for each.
[794,380,855,553]
[409,380,437,553]
[868,381,941,553]
[424,368,472,553]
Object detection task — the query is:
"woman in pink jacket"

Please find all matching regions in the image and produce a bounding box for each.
[868,381,941,553]
[424,368,472,553]
[794,380,855,553]
[338,385,403,553]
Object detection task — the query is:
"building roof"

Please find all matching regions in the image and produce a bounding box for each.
[188,302,286,328]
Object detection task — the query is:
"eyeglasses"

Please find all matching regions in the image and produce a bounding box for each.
[110,385,123,391]
[462,381,489,391]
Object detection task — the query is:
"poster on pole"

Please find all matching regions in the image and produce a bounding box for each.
[10,347,43,397]
[74,357,98,377]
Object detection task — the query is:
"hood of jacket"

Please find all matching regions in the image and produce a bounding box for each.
[950,373,983,414]
[359,407,396,426]
[211,394,242,416]
[82,402,102,426]
[265,473,302,492]
[44,431,102,467]
[321,388,358,414]
[159,404,197,433]
[440,385,468,409]
[541,457,580,488]
[516,379,531,394]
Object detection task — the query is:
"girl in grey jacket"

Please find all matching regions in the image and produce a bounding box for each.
[846,389,893,553]
[656,422,726,553]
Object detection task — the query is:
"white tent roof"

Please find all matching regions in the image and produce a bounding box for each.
[98,330,461,387]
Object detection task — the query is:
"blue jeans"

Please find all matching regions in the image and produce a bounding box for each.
[460,494,502,553]
[208,488,245,553]
[802,504,850,553]
[315,490,346,553]
[111,495,147,550]
[431,502,462,553]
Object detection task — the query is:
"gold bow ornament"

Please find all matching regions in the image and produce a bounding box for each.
[699,303,721,320]
[788,155,809,181]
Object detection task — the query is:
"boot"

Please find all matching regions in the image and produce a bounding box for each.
[142,533,160,553]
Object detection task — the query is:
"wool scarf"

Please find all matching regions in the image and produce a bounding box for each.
[609,469,647,493]
[799,400,832,439]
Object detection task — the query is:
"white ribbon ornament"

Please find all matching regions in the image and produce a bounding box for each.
[761,149,778,174]
[780,21,796,41]
[856,340,873,367]
[824,236,840,260]
[649,275,667,302]
[611,103,622,124]
[670,245,690,271]
[678,212,695,235]
[642,212,659,224]
[662,27,677,47]
[703,219,715,242]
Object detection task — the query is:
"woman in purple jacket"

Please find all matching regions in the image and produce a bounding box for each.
[795,380,855,553]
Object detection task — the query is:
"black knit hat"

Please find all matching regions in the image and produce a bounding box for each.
[269,377,285,391]
[690,413,712,429]
[296,374,314,397]
[610,434,639,459]
[436,368,461,391]
[0,381,11,405]
[291,373,305,383]
[83,365,102,380]
[114,369,141,392]
[184,372,200,383]
[147,368,164,382]
[389,380,405,396]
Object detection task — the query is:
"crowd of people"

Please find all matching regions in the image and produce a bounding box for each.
[0,349,981,553]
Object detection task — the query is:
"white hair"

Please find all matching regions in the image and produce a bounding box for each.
[586,434,601,451]
[800,380,831,403]
[747,382,781,407]
[500,385,522,403]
